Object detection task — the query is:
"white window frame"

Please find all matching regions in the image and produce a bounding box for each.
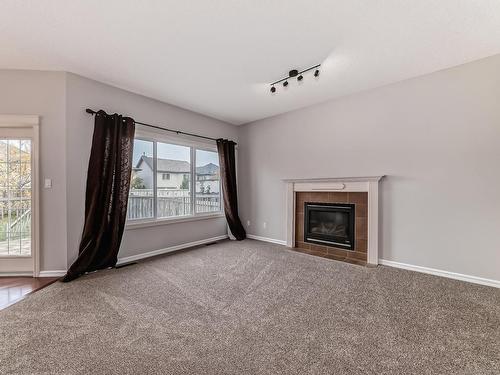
[126,127,223,230]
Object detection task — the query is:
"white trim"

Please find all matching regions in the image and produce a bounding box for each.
[0,115,39,126]
[117,235,228,264]
[0,271,33,277]
[0,115,40,276]
[38,270,66,277]
[32,236,229,276]
[246,234,287,246]
[32,236,228,277]
[32,122,40,277]
[283,176,384,183]
[366,180,379,265]
[126,212,225,230]
[379,259,500,289]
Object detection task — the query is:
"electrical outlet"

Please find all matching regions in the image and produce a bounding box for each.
[44,178,52,188]
[246,220,251,227]
[263,221,267,229]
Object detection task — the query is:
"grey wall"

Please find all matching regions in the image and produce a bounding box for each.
[238,54,500,281]
[0,70,68,271]
[3,54,499,281]
[0,70,237,272]
[65,73,237,266]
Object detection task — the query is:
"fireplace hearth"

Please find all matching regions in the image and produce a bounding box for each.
[304,202,355,250]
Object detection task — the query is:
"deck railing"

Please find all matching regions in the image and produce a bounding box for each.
[0,200,31,242]
[127,189,220,220]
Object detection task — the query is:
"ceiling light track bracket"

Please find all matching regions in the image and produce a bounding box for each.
[270,64,321,91]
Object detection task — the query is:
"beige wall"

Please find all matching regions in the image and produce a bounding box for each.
[238,54,500,281]
[0,70,68,271]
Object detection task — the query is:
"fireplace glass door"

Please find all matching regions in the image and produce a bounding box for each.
[304,202,355,250]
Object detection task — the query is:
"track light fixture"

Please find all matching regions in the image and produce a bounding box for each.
[269,64,321,94]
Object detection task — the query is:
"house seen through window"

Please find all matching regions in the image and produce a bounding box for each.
[128,137,221,220]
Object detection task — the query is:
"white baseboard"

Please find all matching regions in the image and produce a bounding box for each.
[39,270,66,277]
[117,235,229,265]
[29,236,228,278]
[246,234,287,246]
[243,237,499,289]
[0,271,33,277]
[379,259,500,289]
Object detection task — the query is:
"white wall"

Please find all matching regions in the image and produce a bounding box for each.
[0,70,68,271]
[238,54,500,281]
[65,73,237,265]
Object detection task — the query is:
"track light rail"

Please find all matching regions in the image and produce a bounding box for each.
[270,64,321,86]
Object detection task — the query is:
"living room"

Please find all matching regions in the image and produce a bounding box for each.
[0,1,499,374]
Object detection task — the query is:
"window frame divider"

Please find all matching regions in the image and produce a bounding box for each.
[152,140,158,219]
[190,146,196,215]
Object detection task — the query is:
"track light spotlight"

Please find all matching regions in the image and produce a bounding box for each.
[269,63,321,94]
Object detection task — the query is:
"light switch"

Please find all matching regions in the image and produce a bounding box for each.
[44,178,52,188]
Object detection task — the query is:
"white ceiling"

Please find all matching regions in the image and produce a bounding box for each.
[1,1,500,125]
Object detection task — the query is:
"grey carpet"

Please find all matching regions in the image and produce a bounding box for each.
[1,239,499,375]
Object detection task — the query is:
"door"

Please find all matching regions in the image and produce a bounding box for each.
[0,120,38,276]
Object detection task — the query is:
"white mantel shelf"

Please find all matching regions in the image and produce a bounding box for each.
[284,176,385,266]
[282,176,384,183]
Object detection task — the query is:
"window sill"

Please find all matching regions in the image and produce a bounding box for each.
[125,212,225,230]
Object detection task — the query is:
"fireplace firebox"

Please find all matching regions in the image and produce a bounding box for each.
[304,202,355,250]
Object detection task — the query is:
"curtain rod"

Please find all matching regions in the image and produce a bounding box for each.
[85,108,235,144]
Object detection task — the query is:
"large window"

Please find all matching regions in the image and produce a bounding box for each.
[128,134,222,222]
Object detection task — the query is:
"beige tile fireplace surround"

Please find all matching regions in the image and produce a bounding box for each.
[284,177,384,266]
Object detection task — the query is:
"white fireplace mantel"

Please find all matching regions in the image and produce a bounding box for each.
[284,176,384,265]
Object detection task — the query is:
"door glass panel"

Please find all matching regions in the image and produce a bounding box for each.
[8,140,21,162]
[0,140,7,160]
[0,139,31,257]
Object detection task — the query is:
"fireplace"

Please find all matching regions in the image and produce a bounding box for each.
[304,202,355,250]
[286,177,383,265]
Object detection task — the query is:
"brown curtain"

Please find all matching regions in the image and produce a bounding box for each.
[62,111,135,282]
[217,139,246,240]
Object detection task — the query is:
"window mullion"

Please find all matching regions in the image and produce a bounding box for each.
[153,141,158,219]
[191,146,196,216]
